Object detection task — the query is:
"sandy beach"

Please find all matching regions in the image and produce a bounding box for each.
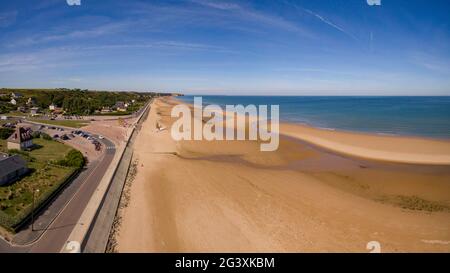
[115,97,450,252]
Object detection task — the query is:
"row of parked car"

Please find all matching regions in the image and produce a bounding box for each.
[71,130,104,151]
[34,125,105,152]
[2,122,17,128]
[38,125,65,132]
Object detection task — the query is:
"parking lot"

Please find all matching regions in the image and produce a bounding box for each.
[20,123,105,161]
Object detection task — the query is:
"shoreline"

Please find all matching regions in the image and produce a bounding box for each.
[175,96,450,141]
[280,123,450,165]
[171,96,450,165]
[115,97,450,253]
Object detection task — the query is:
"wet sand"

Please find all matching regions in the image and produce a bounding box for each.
[116,97,450,252]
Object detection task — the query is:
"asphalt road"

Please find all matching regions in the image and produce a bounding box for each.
[0,133,116,253]
[83,102,151,252]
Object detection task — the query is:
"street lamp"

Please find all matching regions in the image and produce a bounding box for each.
[31,189,40,231]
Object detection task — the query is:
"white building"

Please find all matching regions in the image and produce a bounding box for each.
[30,107,40,116]
[11,92,23,99]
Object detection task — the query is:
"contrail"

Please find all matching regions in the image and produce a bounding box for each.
[281,0,360,42]
[302,8,360,42]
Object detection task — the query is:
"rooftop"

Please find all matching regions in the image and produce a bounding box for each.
[7,127,33,144]
[0,154,27,178]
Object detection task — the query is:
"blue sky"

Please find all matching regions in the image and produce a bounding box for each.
[0,0,449,95]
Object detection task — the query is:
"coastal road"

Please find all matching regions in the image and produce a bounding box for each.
[82,102,151,252]
[0,132,116,252]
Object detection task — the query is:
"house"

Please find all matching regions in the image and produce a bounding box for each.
[11,92,23,99]
[7,127,33,151]
[10,98,17,105]
[53,108,64,115]
[114,101,127,112]
[0,153,28,186]
[49,104,63,114]
[26,97,37,106]
[30,107,40,116]
[101,106,112,113]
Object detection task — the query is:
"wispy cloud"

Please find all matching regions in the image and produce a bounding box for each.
[188,0,312,37]
[189,0,240,10]
[6,20,133,47]
[0,48,74,73]
[0,10,18,28]
[0,39,237,73]
[409,51,450,74]
[83,41,239,54]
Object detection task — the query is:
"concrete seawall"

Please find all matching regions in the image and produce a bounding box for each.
[61,101,151,253]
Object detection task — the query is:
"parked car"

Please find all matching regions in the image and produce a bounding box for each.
[94,142,102,151]
[98,135,104,139]
[61,134,69,140]
[53,134,59,138]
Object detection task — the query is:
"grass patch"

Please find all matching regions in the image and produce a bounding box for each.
[29,118,90,128]
[96,111,133,116]
[0,117,21,126]
[0,139,6,153]
[0,138,82,229]
[6,112,26,118]
[30,138,73,161]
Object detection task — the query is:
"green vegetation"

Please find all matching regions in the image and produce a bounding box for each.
[0,128,14,140]
[0,139,6,153]
[0,137,84,230]
[0,88,161,116]
[29,118,90,128]
[56,149,85,169]
[98,110,136,116]
[28,138,72,161]
[31,131,41,138]
[40,132,52,141]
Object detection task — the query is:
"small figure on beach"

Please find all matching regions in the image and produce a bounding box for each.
[156,122,166,132]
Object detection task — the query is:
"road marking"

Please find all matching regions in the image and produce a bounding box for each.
[3,104,148,251]
[25,153,109,248]
[5,141,115,249]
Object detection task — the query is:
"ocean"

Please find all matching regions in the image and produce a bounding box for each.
[178,96,450,139]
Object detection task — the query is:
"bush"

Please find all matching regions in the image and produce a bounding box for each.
[31,131,41,138]
[0,128,14,140]
[40,132,52,140]
[56,149,85,169]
